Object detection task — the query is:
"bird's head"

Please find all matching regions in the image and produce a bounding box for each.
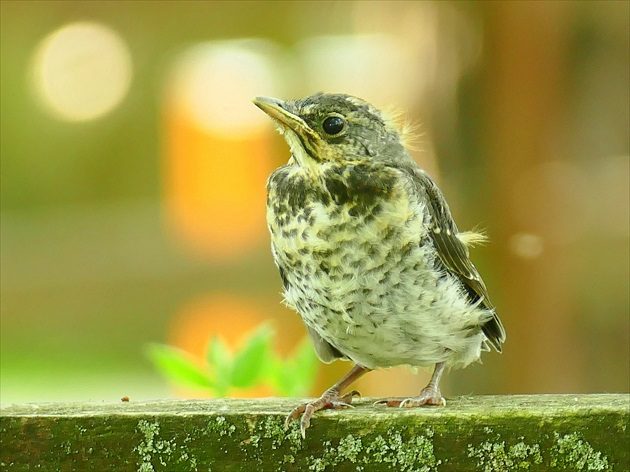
[253,93,414,170]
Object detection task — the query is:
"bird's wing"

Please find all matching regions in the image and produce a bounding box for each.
[306,326,345,363]
[411,168,506,352]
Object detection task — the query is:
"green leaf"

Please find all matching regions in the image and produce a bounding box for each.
[231,325,273,389]
[285,338,318,396]
[206,336,233,396]
[293,337,318,374]
[268,337,318,397]
[145,343,214,390]
[267,355,288,395]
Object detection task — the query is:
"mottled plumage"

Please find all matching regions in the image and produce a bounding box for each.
[254,93,506,437]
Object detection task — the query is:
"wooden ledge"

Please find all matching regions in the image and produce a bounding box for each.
[1,394,628,471]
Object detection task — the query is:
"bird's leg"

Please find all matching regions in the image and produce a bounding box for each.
[286,364,370,437]
[376,361,447,408]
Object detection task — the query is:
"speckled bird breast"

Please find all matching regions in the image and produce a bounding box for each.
[266,162,488,370]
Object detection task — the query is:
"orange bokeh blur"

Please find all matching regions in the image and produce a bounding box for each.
[163,105,274,261]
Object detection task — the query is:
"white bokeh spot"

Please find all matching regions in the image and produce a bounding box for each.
[31,21,132,121]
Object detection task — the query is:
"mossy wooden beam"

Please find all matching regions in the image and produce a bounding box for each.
[1,394,628,471]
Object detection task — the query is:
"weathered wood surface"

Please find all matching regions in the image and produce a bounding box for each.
[1,394,628,471]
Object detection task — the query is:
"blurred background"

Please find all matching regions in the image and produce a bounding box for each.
[1,1,628,404]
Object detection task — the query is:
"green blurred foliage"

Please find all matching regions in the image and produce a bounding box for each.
[146,325,317,397]
[1,1,628,404]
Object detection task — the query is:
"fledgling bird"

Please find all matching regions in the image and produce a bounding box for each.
[253,93,506,437]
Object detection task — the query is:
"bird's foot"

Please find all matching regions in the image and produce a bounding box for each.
[285,389,361,438]
[374,385,446,408]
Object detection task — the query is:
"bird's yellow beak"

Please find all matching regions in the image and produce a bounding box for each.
[253,97,313,137]
[253,96,324,165]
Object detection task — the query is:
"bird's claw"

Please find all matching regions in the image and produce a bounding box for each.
[374,386,445,408]
[285,389,361,438]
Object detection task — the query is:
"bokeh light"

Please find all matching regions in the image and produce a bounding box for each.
[510,233,544,259]
[295,34,425,108]
[1,1,627,406]
[167,40,285,136]
[162,40,286,260]
[30,21,132,121]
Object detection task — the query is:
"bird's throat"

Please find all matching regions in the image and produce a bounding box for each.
[283,128,321,172]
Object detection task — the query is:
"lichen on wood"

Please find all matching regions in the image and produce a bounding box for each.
[1,394,628,471]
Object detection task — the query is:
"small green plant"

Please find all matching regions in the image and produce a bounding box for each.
[146,324,318,397]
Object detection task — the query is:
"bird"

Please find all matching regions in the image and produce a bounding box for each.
[253,93,506,438]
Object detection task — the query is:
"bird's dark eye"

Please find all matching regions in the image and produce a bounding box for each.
[322,116,345,135]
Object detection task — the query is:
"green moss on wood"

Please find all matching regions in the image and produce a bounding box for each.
[1,394,628,471]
